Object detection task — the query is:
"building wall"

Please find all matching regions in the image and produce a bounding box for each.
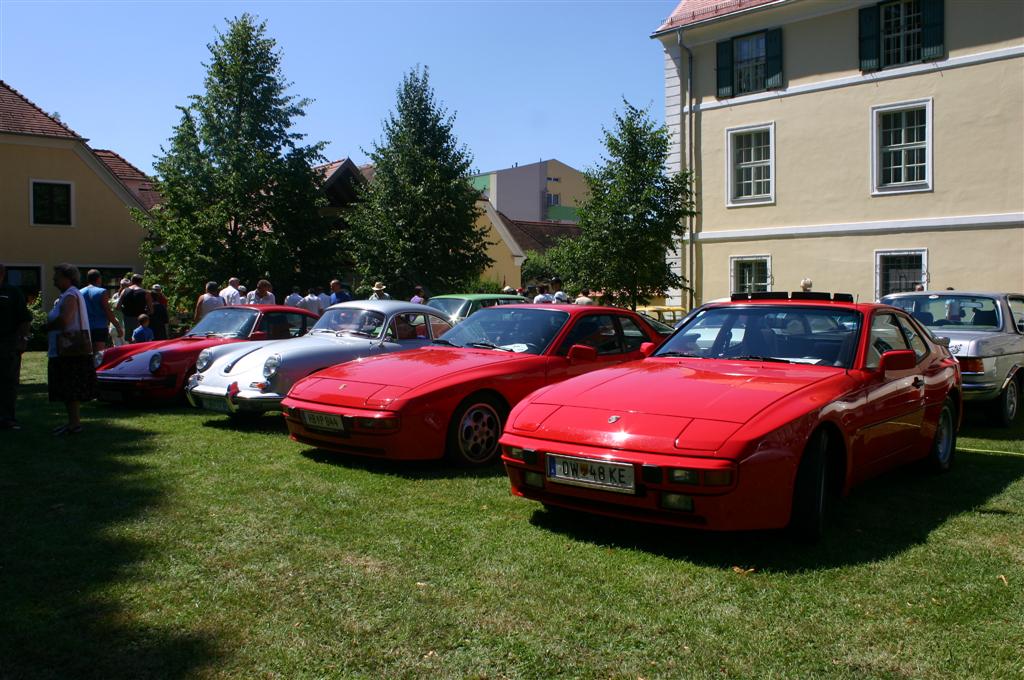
[492,163,546,222]
[544,159,588,221]
[0,136,145,304]
[659,0,1024,304]
[476,202,522,288]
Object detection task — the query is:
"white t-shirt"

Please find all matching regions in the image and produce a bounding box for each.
[247,291,276,305]
[198,293,225,319]
[533,294,555,304]
[552,291,570,303]
[574,296,594,306]
[284,292,303,307]
[318,293,332,310]
[298,294,322,315]
[220,285,241,306]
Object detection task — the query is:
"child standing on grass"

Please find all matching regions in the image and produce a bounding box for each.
[132,314,154,343]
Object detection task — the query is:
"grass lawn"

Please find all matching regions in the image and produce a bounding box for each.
[2,351,1022,679]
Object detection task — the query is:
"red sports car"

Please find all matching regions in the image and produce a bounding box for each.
[500,294,962,540]
[281,305,665,464]
[96,305,319,402]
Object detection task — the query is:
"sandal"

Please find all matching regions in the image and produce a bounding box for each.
[53,424,84,436]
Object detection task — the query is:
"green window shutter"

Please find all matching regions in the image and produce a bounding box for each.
[716,39,734,98]
[921,0,945,61]
[765,28,783,90]
[858,5,880,72]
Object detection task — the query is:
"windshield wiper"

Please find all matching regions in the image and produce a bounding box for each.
[465,341,512,351]
[337,329,373,337]
[431,338,460,347]
[729,355,793,364]
[656,351,700,358]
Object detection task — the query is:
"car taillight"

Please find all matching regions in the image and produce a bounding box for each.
[957,357,984,373]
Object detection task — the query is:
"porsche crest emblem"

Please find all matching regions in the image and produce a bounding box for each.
[608,415,620,424]
[337,384,346,390]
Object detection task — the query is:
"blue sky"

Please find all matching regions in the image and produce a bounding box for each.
[0,0,678,175]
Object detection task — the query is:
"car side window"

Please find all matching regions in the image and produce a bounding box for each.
[259,313,303,340]
[866,313,911,369]
[1008,297,1024,333]
[558,315,622,356]
[386,313,429,341]
[617,316,648,352]
[427,314,454,339]
[895,315,928,362]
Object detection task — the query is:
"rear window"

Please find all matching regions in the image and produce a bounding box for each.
[881,294,1001,332]
[427,298,468,318]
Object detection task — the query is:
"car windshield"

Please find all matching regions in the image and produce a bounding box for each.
[881,294,1001,332]
[186,308,259,338]
[312,307,387,338]
[438,307,570,354]
[655,305,863,368]
[426,298,468,318]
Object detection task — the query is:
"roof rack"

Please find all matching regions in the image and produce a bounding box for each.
[730,292,855,302]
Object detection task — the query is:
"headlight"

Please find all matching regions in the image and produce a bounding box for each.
[263,353,282,379]
[148,353,162,373]
[196,349,213,372]
[93,351,105,369]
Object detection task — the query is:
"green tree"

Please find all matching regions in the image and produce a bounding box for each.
[550,101,694,309]
[346,67,490,298]
[138,14,332,307]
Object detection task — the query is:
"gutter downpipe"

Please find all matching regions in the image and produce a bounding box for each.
[676,28,696,310]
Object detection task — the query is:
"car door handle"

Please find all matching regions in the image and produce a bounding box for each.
[912,377,924,388]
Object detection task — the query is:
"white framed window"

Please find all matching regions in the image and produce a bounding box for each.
[880,0,922,68]
[870,99,932,195]
[545,192,560,207]
[734,32,767,95]
[30,179,74,226]
[875,248,927,298]
[730,255,772,294]
[726,122,775,207]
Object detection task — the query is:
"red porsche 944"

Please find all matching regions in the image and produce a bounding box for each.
[500,293,962,540]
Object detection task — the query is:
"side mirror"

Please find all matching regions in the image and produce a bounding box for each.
[250,331,267,341]
[567,344,598,364]
[879,349,915,373]
[639,342,656,357]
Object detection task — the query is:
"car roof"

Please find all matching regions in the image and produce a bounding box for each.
[882,291,1020,298]
[429,293,526,301]
[324,300,444,314]
[702,299,886,312]
[491,303,643,316]
[222,304,318,316]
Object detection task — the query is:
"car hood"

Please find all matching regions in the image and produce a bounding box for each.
[512,359,838,453]
[287,347,532,406]
[211,333,375,378]
[99,336,239,373]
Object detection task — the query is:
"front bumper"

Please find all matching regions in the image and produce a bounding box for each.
[281,397,444,460]
[96,373,179,401]
[500,433,798,532]
[186,379,283,414]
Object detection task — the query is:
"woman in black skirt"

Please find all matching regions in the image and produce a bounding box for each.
[45,264,96,436]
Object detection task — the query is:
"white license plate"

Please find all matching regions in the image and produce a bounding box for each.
[546,454,635,494]
[203,398,231,413]
[302,410,345,432]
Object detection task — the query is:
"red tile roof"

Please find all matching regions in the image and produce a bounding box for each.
[497,211,582,254]
[358,163,376,183]
[0,80,83,139]
[93,149,161,210]
[654,0,783,33]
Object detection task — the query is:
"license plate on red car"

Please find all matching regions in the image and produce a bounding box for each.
[546,454,635,494]
[302,410,345,432]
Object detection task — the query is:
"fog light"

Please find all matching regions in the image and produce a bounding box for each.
[356,417,398,431]
[504,447,537,464]
[669,468,700,485]
[704,469,733,486]
[249,381,268,391]
[661,492,693,512]
[523,471,544,489]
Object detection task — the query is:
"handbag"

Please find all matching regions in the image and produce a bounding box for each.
[56,290,94,358]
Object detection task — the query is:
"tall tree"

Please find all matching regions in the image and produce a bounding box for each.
[346,67,490,298]
[138,14,331,306]
[550,101,694,309]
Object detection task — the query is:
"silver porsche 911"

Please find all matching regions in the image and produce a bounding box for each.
[185,300,454,417]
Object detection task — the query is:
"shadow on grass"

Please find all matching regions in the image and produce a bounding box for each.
[201,413,288,433]
[0,373,221,678]
[959,409,1024,444]
[299,448,506,480]
[529,450,1024,572]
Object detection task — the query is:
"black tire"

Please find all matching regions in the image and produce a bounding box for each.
[991,376,1020,428]
[445,394,507,466]
[927,397,957,473]
[789,430,832,543]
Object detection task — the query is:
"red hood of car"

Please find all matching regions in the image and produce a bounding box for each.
[288,347,535,407]
[98,335,243,372]
[511,359,839,454]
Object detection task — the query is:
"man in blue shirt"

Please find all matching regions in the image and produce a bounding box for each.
[330,279,352,305]
[81,269,123,351]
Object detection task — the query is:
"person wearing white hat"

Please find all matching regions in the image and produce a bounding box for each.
[368,282,390,301]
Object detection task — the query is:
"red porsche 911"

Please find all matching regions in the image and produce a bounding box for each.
[500,293,962,540]
[95,305,319,402]
[281,305,666,465]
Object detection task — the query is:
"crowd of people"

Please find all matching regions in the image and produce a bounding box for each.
[0,262,602,436]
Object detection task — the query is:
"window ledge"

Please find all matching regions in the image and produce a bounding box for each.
[871,183,932,197]
[727,197,775,208]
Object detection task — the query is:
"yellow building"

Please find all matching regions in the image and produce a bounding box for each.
[0,81,153,305]
[476,199,581,288]
[653,0,1024,305]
